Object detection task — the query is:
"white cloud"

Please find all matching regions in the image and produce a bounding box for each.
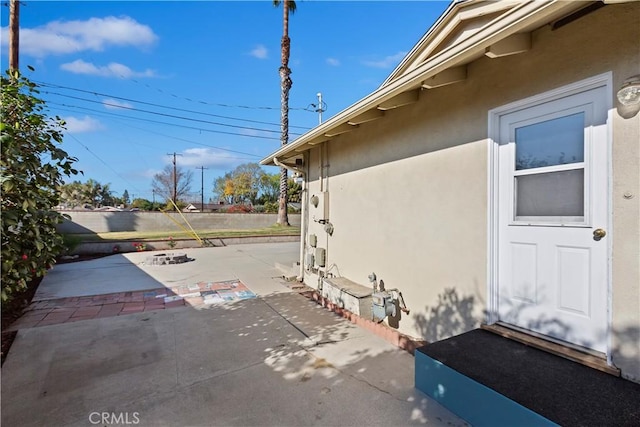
[63,116,103,133]
[362,51,407,69]
[326,57,340,67]
[250,44,268,59]
[102,98,133,110]
[141,168,161,179]
[61,59,157,78]
[0,16,157,58]
[174,148,251,170]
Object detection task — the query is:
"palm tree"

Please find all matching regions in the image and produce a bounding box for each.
[273,0,296,226]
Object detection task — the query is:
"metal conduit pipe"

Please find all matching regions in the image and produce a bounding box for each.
[273,157,306,281]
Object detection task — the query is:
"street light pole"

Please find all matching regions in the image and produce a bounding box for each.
[196,166,208,211]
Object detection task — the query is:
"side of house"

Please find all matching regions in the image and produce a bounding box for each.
[263,0,640,382]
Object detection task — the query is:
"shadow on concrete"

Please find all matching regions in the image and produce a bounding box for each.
[33,253,172,301]
[2,243,466,426]
[201,292,468,426]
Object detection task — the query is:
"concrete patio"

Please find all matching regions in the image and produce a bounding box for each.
[1,242,466,427]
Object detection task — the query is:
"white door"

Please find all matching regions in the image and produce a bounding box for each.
[496,83,609,353]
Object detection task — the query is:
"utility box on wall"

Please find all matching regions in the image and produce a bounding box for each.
[315,248,326,267]
[310,192,329,221]
[372,291,396,322]
[321,278,373,319]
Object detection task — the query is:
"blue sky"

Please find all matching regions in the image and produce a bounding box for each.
[1,1,449,202]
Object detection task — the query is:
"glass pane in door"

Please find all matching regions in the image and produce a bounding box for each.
[515,169,584,219]
[515,112,585,170]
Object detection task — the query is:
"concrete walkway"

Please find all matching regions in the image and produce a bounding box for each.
[1,242,466,427]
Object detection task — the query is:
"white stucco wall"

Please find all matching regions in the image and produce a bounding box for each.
[301,3,640,380]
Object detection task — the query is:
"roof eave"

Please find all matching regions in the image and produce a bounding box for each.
[261,0,581,166]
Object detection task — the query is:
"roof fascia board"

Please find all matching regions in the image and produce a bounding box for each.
[348,109,385,125]
[421,65,467,89]
[383,0,523,86]
[382,0,469,87]
[261,0,575,166]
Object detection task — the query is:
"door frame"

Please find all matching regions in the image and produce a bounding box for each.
[486,72,613,360]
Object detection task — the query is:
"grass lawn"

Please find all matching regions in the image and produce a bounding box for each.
[66,225,300,243]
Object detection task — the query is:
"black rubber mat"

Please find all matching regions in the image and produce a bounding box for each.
[417,329,640,427]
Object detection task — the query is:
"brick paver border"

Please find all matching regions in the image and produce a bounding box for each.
[9,280,257,331]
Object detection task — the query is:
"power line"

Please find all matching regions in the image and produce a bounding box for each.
[127,76,313,112]
[39,87,311,130]
[65,132,144,194]
[49,102,285,141]
[95,118,264,158]
[35,80,313,114]
[43,93,302,136]
[54,105,268,158]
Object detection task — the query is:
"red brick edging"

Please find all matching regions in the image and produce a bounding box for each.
[10,289,185,330]
[302,291,427,355]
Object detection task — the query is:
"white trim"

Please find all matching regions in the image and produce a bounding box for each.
[489,73,613,116]
[262,1,582,165]
[487,72,613,357]
[487,116,500,324]
[605,79,614,366]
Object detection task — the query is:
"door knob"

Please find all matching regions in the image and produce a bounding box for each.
[593,228,606,241]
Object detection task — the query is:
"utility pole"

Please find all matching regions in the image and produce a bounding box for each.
[9,0,20,71]
[167,152,182,209]
[311,92,326,124]
[195,166,208,211]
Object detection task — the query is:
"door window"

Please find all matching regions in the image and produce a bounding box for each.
[512,112,586,224]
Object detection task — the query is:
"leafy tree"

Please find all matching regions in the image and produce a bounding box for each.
[130,198,160,211]
[122,189,130,206]
[287,178,302,203]
[59,179,115,208]
[151,164,193,209]
[1,69,80,301]
[213,171,232,204]
[232,163,264,204]
[258,172,281,204]
[273,0,297,226]
[213,163,270,205]
[58,180,89,208]
[257,173,301,205]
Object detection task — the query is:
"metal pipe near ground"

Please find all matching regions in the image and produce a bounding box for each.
[273,156,307,281]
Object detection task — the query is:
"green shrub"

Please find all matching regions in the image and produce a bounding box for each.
[61,234,82,254]
[1,70,80,301]
[263,201,278,213]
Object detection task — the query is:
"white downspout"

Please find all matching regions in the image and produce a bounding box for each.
[273,157,306,282]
